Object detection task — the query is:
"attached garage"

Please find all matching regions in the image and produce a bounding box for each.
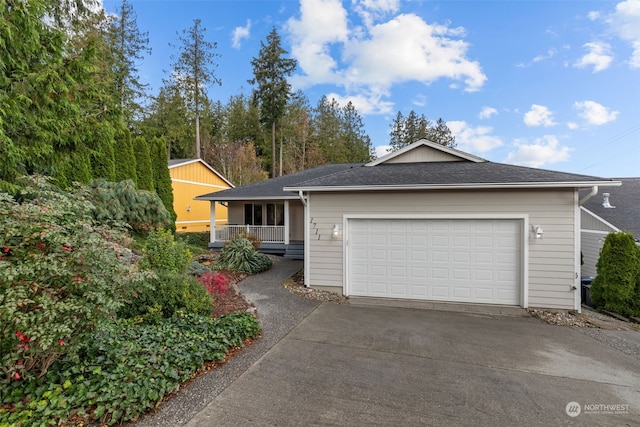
[347,218,522,305]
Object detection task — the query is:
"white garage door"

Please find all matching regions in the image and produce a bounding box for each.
[348,219,521,305]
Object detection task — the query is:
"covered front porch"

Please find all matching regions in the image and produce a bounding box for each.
[207,198,305,259]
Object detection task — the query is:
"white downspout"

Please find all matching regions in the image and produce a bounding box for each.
[299,191,310,288]
[579,186,598,205]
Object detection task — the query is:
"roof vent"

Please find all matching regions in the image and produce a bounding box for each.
[602,193,615,209]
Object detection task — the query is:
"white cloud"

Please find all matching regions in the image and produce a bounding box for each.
[353,0,400,28]
[504,135,572,168]
[523,104,556,127]
[567,122,579,130]
[286,1,487,113]
[588,11,601,21]
[574,41,613,72]
[533,48,557,63]
[574,100,619,125]
[606,0,640,68]
[324,91,394,115]
[374,145,392,158]
[478,106,498,119]
[447,121,503,153]
[232,20,251,49]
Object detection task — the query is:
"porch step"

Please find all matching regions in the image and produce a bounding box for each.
[284,243,304,260]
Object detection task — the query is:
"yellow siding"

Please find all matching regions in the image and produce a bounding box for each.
[170,161,232,232]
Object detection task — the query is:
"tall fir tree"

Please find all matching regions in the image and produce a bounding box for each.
[168,18,221,159]
[342,101,374,162]
[107,0,151,125]
[249,27,297,177]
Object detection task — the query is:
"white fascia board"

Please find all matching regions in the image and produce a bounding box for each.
[194,195,300,201]
[285,180,621,192]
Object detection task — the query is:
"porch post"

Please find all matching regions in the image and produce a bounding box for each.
[284,200,290,245]
[209,201,216,243]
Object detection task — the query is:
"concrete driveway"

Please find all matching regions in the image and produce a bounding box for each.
[187,303,640,426]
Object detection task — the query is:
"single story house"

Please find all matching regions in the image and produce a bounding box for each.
[580,177,640,278]
[197,140,620,311]
[169,159,233,232]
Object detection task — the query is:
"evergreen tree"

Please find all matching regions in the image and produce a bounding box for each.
[150,136,177,229]
[314,96,344,163]
[114,128,138,183]
[168,18,221,158]
[280,91,318,173]
[106,0,151,124]
[342,101,374,162]
[0,0,105,189]
[133,136,155,191]
[388,110,455,152]
[142,83,194,159]
[249,27,298,178]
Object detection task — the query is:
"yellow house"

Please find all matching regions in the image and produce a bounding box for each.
[168,159,234,232]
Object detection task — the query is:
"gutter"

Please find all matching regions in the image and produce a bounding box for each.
[579,186,598,206]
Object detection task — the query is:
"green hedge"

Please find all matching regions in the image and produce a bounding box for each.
[0,313,260,426]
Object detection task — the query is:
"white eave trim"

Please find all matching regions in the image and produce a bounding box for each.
[194,195,300,202]
[285,180,622,192]
[366,139,486,166]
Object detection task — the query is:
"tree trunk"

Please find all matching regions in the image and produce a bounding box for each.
[271,121,276,178]
[196,113,201,158]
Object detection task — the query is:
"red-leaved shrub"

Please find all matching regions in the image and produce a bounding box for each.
[197,272,229,297]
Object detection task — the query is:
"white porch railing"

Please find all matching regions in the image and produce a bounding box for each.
[214,225,285,243]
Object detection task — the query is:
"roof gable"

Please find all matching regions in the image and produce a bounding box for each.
[581,178,640,238]
[168,158,234,188]
[367,139,486,166]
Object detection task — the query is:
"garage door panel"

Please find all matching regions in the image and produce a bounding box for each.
[348,219,521,305]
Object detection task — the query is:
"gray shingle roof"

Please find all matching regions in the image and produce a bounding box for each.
[582,177,640,238]
[168,158,195,167]
[286,161,616,189]
[195,163,363,200]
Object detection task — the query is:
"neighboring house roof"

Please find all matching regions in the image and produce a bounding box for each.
[168,158,234,188]
[195,163,363,201]
[581,177,640,238]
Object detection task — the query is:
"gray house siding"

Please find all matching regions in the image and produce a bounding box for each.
[306,189,578,310]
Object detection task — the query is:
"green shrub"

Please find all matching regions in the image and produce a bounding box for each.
[216,236,272,274]
[591,232,640,317]
[188,260,210,277]
[0,312,260,426]
[117,271,213,322]
[140,228,192,273]
[176,231,211,248]
[0,176,146,383]
[75,179,172,234]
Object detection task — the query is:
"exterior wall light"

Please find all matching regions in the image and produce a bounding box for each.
[533,225,544,240]
[332,224,340,239]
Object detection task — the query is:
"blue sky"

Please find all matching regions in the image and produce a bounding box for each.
[103,0,640,178]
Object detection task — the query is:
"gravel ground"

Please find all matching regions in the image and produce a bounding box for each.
[529,306,640,361]
[128,257,319,427]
